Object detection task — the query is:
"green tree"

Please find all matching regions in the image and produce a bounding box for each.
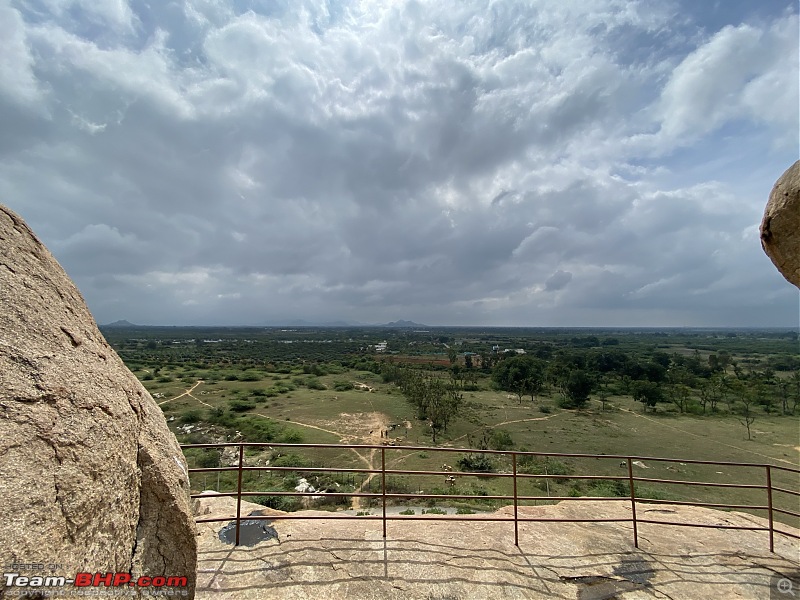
[631,380,663,412]
[560,369,594,409]
[492,355,546,403]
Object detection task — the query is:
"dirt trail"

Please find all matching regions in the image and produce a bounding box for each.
[448,411,563,446]
[158,379,213,408]
[250,410,390,509]
[619,407,797,466]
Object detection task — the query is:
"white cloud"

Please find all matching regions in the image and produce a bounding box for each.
[1,0,797,326]
[0,2,43,108]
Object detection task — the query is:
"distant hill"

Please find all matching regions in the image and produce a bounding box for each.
[102,320,138,328]
[379,320,427,328]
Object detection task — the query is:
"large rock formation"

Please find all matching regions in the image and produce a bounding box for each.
[761,160,800,288]
[0,206,196,598]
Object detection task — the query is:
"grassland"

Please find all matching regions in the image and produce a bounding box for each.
[126,353,799,528]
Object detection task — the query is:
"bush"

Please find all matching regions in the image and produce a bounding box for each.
[195,450,221,469]
[179,410,203,424]
[399,508,416,515]
[306,377,326,390]
[456,453,496,473]
[333,381,354,391]
[254,495,301,512]
[422,508,447,515]
[228,399,256,412]
[279,430,303,443]
[456,507,475,514]
[518,457,573,483]
[488,429,514,451]
[587,480,628,497]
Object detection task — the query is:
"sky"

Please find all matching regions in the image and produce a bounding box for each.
[1,0,799,328]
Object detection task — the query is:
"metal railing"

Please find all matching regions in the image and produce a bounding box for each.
[182,442,800,551]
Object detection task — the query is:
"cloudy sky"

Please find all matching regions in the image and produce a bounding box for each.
[1,0,798,327]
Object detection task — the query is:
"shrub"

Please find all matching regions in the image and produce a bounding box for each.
[456,453,496,473]
[456,507,475,514]
[587,480,628,498]
[228,399,256,412]
[518,457,573,483]
[195,450,221,469]
[399,508,416,515]
[279,430,303,444]
[254,495,301,512]
[422,508,447,515]
[488,429,514,451]
[333,381,354,391]
[306,377,326,390]
[179,410,203,424]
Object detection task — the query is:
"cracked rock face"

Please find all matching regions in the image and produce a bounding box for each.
[0,206,196,597]
[761,160,800,288]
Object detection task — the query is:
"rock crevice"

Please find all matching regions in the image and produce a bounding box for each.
[0,205,196,598]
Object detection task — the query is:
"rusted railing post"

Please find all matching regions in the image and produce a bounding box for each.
[381,446,387,539]
[627,457,638,548]
[235,443,244,547]
[512,452,519,546]
[766,465,774,553]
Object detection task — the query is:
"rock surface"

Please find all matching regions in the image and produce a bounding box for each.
[0,205,196,598]
[761,160,800,288]
[195,494,799,600]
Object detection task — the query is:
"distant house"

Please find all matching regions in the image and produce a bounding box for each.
[373,341,388,353]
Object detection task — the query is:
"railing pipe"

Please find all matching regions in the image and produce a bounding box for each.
[381,446,387,539]
[766,465,774,553]
[512,453,519,546]
[235,443,244,547]
[627,457,638,549]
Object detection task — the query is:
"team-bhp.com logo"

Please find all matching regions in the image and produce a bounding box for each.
[3,572,189,596]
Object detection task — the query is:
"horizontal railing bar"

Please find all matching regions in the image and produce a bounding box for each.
[180,443,797,470]
[772,486,800,497]
[515,474,630,481]
[632,498,768,511]
[773,507,800,519]
[194,514,636,524]
[631,477,767,489]
[384,493,511,500]
[636,520,769,531]
[189,491,383,499]
[241,466,379,475]
[773,528,800,540]
[768,464,800,474]
[516,496,629,502]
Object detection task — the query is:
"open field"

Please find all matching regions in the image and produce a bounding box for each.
[103,326,800,526]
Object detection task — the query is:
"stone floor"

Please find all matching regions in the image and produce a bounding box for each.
[194,495,800,600]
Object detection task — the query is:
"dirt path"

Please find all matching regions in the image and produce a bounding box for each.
[619,407,797,466]
[250,411,390,509]
[448,411,563,446]
[158,380,213,408]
